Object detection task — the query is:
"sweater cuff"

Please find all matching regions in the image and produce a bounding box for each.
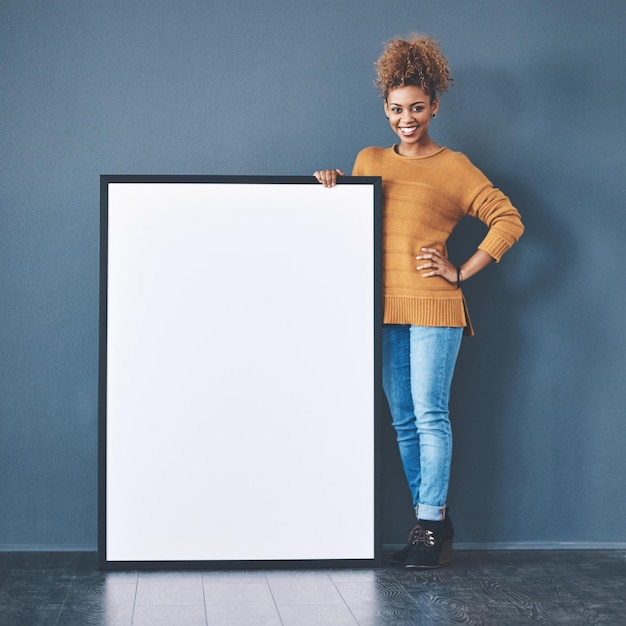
[478,231,515,262]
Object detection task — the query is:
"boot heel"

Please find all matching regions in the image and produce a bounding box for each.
[439,538,453,564]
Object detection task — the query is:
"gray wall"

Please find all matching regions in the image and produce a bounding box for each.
[1,0,625,550]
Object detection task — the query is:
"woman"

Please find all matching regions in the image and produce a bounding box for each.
[314,34,524,568]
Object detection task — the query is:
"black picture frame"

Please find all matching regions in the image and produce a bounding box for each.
[98,175,382,570]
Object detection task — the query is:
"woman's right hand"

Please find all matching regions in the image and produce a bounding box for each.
[313,169,345,188]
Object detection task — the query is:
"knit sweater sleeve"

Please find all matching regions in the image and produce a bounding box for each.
[462,162,524,262]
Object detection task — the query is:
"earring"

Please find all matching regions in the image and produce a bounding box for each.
[432,113,437,118]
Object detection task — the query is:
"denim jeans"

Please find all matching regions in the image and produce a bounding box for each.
[382,325,463,521]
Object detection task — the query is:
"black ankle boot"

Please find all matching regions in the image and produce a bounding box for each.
[388,532,416,565]
[404,515,454,569]
[389,509,454,566]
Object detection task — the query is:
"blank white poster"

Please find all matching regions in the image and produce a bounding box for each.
[102,179,379,565]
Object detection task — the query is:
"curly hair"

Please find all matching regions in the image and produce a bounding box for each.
[374,34,452,100]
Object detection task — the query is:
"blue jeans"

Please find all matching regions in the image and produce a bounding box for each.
[382,325,463,522]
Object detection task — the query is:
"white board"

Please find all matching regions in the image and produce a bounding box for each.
[99,176,381,568]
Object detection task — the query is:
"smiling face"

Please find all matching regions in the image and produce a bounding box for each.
[384,85,439,156]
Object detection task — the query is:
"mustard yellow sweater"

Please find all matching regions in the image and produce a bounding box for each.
[352,146,524,333]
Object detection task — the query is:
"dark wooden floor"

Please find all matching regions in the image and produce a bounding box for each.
[0,550,624,625]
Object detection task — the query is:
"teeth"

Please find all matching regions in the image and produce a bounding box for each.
[400,127,417,134]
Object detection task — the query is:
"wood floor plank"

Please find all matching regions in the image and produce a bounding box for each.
[132,604,207,625]
[328,567,399,584]
[0,604,63,626]
[0,570,69,606]
[205,601,282,626]
[59,583,136,626]
[56,587,135,626]
[203,581,281,625]
[203,581,274,604]
[135,571,204,607]
[277,602,358,625]
[334,579,424,625]
[266,571,345,605]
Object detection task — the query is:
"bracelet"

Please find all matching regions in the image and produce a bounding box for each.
[456,267,462,288]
